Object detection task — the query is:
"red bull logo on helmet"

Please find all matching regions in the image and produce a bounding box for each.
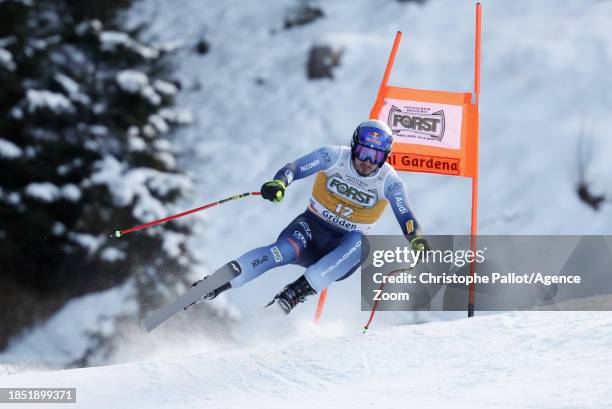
[365,131,382,146]
[358,125,391,151]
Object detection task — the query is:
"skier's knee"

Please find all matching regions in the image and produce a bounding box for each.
[359,234,370,262]
[346,231,369,258]
[272,238,298,262]
[334,234,369,282]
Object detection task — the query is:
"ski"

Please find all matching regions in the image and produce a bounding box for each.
[141,261,241,332]
[262,298,277,309]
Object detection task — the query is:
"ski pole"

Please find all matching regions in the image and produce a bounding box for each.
[362,268,413,333]
[113,191,261,238]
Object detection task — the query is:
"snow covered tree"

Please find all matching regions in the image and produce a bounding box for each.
[0,0,231,359]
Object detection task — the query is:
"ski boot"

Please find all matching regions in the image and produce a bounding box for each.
[184,261,239,309]
[272,275,317,314]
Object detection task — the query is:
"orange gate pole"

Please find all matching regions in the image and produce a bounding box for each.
[313,288,328,322]
[369,31,403,119]
[467,2,482,318]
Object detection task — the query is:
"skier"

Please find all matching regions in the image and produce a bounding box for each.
[192,119,426,314]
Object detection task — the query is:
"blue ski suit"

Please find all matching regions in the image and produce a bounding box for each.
[229,145,421,292]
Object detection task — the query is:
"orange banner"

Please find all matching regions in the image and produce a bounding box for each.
[370,86,479,178]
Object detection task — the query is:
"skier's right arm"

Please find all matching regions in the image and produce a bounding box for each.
[260,146,340,202]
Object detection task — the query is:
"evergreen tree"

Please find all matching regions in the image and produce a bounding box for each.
[0,0,230,361]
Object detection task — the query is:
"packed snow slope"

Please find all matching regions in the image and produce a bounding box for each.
[2,312,611,409]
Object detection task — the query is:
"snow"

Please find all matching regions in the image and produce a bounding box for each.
[88,125,108,136]
[145,171,191,197]
[154,151,176,169]
[161,231,186,258]
[23,182,81,202]
[84,140,99,151]
[7,192,20,205]
[153,138,171,151]
[100,247,126,262]
[87,155,192,219]
[55,73,91,104]
[127,126,139,137]
[75,20,103,37]
[128,135,146,151]
[0,47,16,71]
[153,79,178,97]
[0,138,22,159]
[54,73,79,96]
[100,31,159,60]
[25,89,75,115]
[99,31,131,48]
[60,184,81,202]
[116,70,162,105]
[24,182,60,202]
[0,36,16,48]
[583,132,612,198]
[52,222,66,236]
[10,107,23,120]
[142,124,156,137]
[158,107,193,125]
[116,70,148,93]
[1,312,611,408]
[69,233,104,255]
[0,281,137,369]
[148,114,169,134]
[152,39,185,53]
[141,84,161,105]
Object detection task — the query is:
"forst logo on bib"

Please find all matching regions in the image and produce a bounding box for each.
[388,105,445,142]
[326,175,377,207]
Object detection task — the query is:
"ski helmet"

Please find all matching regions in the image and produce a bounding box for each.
[351,119,393,167]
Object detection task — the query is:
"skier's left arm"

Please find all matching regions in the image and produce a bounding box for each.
[273,146,339,186]
[384,172,428,250]
[261,146,339,202]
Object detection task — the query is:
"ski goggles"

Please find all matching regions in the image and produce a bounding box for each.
[354,144,388,165]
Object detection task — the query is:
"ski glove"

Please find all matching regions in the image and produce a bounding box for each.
[261,180,286,202]
[408,235,430,252]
